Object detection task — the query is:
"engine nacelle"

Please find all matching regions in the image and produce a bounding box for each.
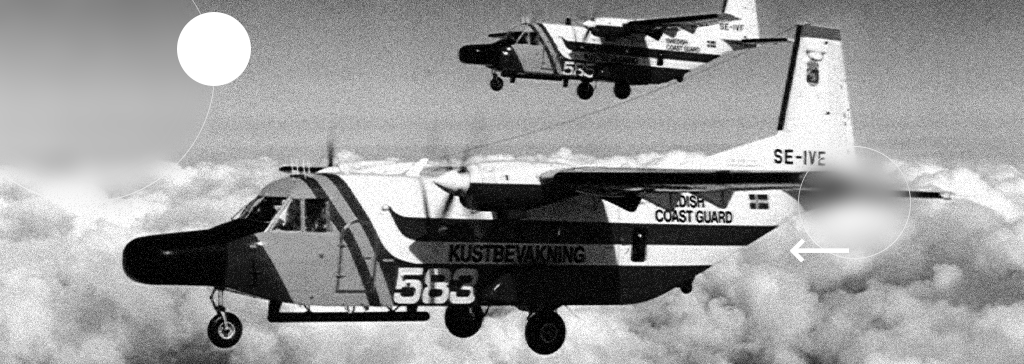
[459,184,572,211]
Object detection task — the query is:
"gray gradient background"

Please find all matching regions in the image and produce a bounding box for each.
[1,1,1024,363]
[1,0,1021,166]
[193,0,1023,164]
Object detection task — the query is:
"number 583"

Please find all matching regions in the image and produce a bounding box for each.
[392,267,478,305]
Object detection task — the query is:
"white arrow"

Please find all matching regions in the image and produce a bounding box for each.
[790,239,849,262]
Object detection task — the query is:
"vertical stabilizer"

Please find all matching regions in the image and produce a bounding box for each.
[720,0,760,39]
[694,25,855,171]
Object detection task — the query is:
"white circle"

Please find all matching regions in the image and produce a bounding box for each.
[177,12,251,87]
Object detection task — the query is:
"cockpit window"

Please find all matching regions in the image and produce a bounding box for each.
[266,198,338,232]
[516,32,538,45]
[234,197,287,223]
[304,199,336,232]
[270,199,302,231]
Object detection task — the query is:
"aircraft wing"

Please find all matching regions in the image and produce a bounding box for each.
[541,167,803,193]
[623,13,738,34]
[539,167,949,210]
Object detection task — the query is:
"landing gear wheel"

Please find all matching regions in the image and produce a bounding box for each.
[576,82,594,100]
[445,305,485,338]
[613,83,631,99]
[207,311,243,348]
[525,310,565,355]
[490,75,504,91]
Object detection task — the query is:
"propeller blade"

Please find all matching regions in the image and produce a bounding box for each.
[434,169,471,195]
[439,194,456,218]
[327,141,336,167]
[417,178,432,219]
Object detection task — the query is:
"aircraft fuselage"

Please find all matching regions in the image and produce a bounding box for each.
[124,172,799,310]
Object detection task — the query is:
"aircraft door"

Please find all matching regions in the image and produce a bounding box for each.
[335,219,376,295]
[511,29,553,73]
[257,198,360,306]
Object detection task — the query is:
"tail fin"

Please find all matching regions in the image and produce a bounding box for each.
[720,0,759,39]
[698,25,855,171]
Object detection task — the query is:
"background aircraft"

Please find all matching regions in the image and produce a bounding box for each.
[123,25,946,355]
[458,0,786,100]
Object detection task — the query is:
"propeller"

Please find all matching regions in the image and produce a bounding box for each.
[326,140,335,167]
[433,152,472,218]
[411,152,473,223]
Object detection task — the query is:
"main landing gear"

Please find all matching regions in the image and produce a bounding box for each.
[445,305,566,355]
[525,309,565,355]
[490,74,503,91]
[576,81,594,100]
[208,289,243,349]
[444,305,485,338]
[613,82,631,99]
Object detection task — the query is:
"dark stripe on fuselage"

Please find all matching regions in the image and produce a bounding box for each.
[531,23,562,74]
[298,176,381,306]
[564,41,719,63]
[320,174,399,303]
[389,210,774,246]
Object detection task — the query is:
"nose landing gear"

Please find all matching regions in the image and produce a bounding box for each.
[208,289,243,349]
[524,309,565,355]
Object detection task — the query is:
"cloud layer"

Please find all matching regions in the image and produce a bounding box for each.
[0,150,1022,363]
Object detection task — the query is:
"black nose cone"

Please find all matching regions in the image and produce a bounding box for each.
[123,230,228,286]
[459,44,499,65]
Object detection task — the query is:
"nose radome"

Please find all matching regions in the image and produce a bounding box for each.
[459,44,499,65]
[122,231,228,286]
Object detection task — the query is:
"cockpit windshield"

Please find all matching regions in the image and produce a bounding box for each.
[266,198,338,232]
[515,31,540,45]
[233,197,287,223]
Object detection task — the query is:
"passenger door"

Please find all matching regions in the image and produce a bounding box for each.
[257,198,354,306]
[511,32,552,73]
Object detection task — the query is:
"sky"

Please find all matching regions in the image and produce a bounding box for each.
[186,0,1024,165]
[2,0,1023,170]
[3,1,1024,361]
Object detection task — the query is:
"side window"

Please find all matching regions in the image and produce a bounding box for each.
[529,33,540,45]
[270,199,302,231]
[304,199,336,232]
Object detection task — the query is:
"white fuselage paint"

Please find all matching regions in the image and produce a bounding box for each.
[339,171,800,267]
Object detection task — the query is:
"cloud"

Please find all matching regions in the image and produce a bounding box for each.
[0,149,1022,363]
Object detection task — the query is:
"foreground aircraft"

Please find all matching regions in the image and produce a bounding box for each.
[459,0,786,99]
[124,25,947,355]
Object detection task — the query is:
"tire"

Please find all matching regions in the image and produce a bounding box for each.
[445,305,484,338]
[613,83,631,99]
[490,76,504,91]
[207,312,243,348]
[576,82,594,100]
[525,310,565,355]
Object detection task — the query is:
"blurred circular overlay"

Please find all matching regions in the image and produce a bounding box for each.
[797,146,913,259]
[0,0,209,198]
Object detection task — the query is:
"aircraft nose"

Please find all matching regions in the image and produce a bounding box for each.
[122,231,228,286]
[459,43,500,65]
